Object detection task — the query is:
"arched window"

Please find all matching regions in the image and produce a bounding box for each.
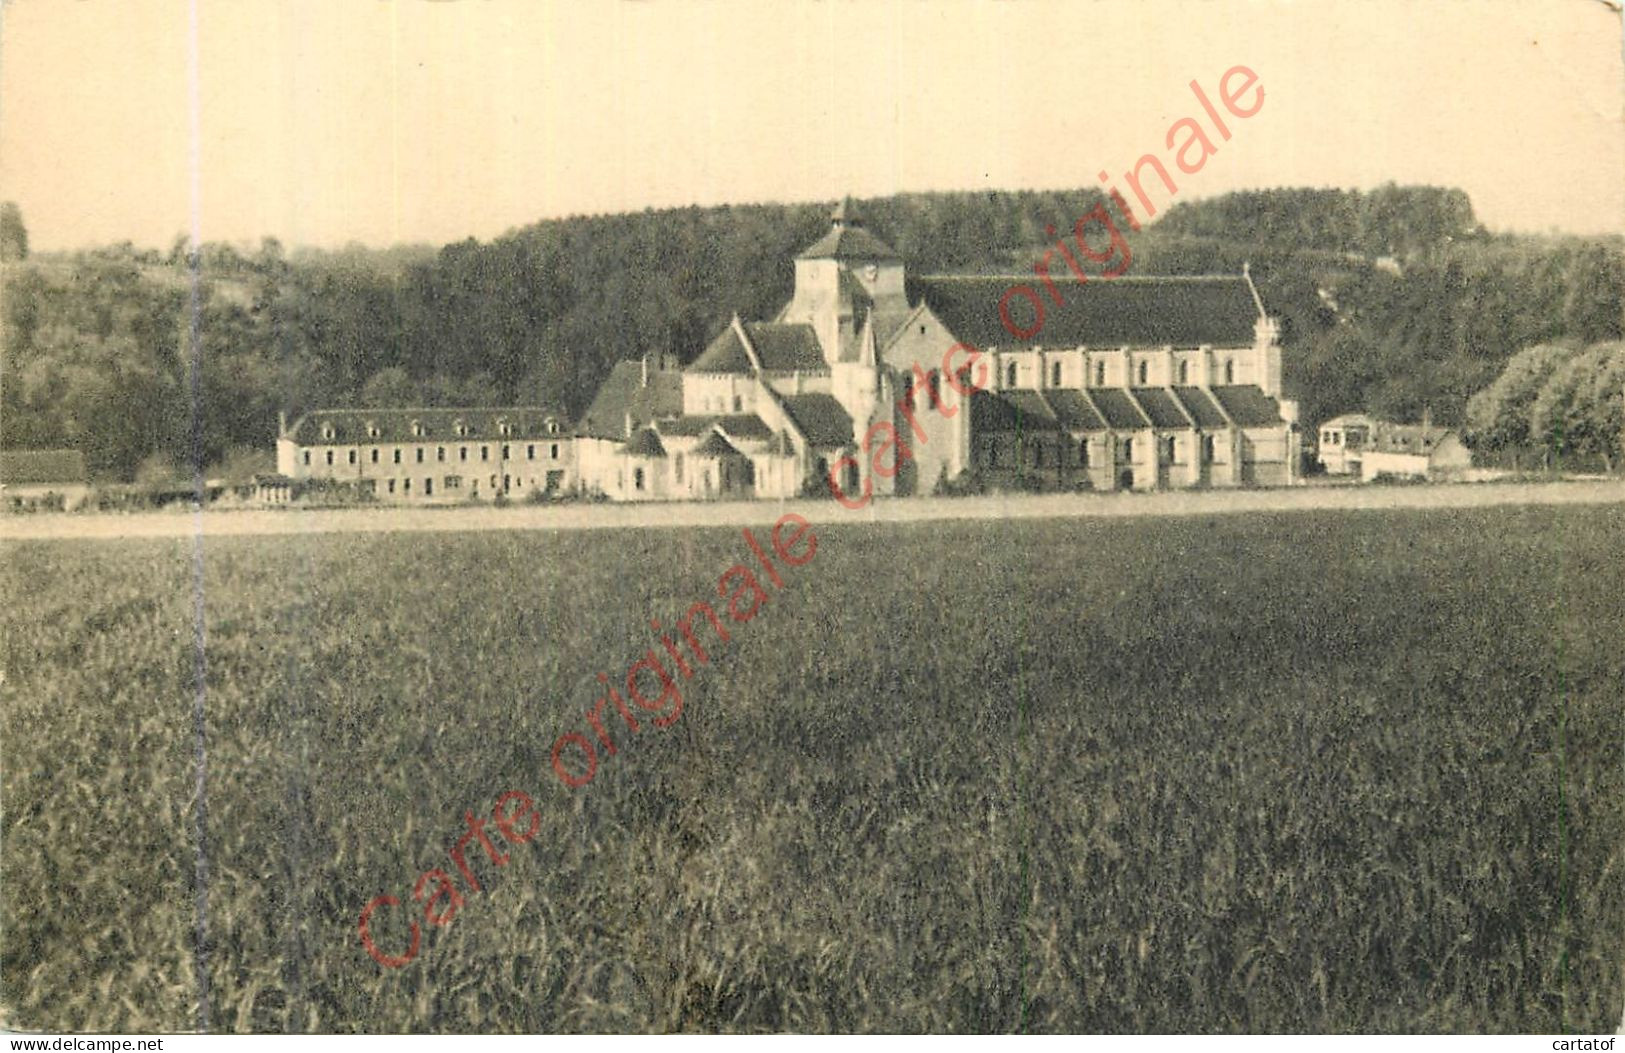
[928,369,941,407]
[1202,434,1215,463]
[1051,361,1062,387]
[411,420,424,438]
[1178,360,1189,384]
[1079,438,1090,466]
[1137,360,1148,385]
[321,423,335,441]
[1006,361,1018,388]
[1163,436,1176,463]
[634,467,645,491]
[1224,360,1235,384]
[732,395,743,413]
[1095,361,1106,386]
[1123,437,1134,460]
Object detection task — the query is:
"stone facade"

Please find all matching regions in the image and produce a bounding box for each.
[277,408,574,502]
[577,200,1300,501]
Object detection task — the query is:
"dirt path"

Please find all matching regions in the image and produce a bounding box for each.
[5,479,1624,543]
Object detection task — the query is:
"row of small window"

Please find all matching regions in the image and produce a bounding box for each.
[366,474,544,496]
[306,443,563,467]
[982,434,1218,468]
[625,461,733,492]
[1010,360,1237,388]
[701,395,749,414]
[320,420,563,441]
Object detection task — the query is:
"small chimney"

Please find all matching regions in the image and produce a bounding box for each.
[641,355,649,388]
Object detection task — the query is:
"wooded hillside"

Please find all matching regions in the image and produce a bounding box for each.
[2,186,1619,480]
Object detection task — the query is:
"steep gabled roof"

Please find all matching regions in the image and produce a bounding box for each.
[286,407,566,445]
[916,275,1263,349]
[968,391,1062,433]
[747,323,827,372]
[1044,390,1106,431]
[797,201,901,261]
[579,361,685,440]
[1209,385,1286,427]
[780,393,853,448]
[1172,387,1230,429]
[0,449,87,485]
[1370,424,1455,454]
[690,322,828,374]
[797,224,901,261]
[1086,388,1152,430]
[1001,391,1062,431]
[693,430,745,458]
[661,414,774,440]
[626,427,667,458]
[1131,388,1192,429]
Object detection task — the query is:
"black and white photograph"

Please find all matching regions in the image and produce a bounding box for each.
[1,0,1622,1039]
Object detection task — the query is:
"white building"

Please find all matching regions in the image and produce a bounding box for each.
[277,407,574,502]
[576,200,1302,501]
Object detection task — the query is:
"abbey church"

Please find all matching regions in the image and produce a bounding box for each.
[573,200,1299,501]
[278,201,1300,502]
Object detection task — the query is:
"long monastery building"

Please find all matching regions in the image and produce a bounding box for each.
[279,201,1301,502]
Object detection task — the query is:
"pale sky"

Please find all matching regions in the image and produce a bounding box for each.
[1,0,1621,252]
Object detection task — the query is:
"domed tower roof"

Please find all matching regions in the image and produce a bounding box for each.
[796,197,900,261]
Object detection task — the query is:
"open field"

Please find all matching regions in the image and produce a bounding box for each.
[2,505,1622,1032]
[3,478,1625,541]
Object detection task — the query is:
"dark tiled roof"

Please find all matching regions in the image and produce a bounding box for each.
[1131,388,1192,429]
[662,414,774,440]
[1370,424,1454,454]
[693,431,745,458]
[1172,387,1230,429]
[287,407,566,445]
[1044,390,1106,431]
[626,428,667,458]
[917,275,1262,349]
[579,362,685,440]
[690,323,829,374]
[748,324,827,372]
[797,224,900,261]
[780,393,853,448]
[970,391,1018,432]
[1210,385,1286,427]
[968,391,1062,434]
[1001,391,1062,431]
[0,449,87,485]
[1087,388,1151,430]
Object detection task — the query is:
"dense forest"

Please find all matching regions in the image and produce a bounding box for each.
[2,186,1620,481]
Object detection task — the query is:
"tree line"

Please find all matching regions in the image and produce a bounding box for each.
[1,186,1620,481]
[1464,342,1625,472]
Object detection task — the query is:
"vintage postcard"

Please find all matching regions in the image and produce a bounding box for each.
[1,0,1622,1039]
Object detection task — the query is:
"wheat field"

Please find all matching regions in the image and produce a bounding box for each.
[2,506,1621,1032]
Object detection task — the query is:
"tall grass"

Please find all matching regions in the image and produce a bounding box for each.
[2,506,1621,1032]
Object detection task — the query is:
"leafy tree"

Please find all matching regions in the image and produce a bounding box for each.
[360,367,420,407]
[0,201,28,261]
[1464,343,1573,457]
